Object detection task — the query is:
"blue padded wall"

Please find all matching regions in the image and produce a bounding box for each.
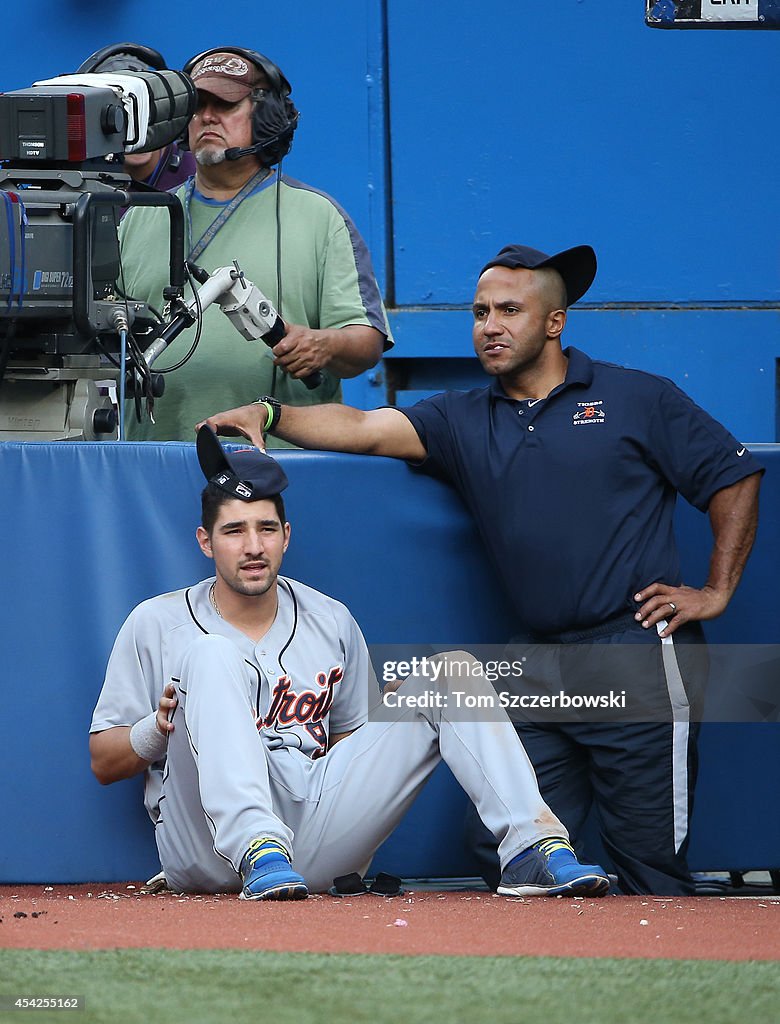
[0,442,777,883]
[0,442,513,883]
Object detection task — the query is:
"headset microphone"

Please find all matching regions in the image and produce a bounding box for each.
[223,114,300,162]
[224,145,260,161]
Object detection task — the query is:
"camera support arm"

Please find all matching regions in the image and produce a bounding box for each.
[142,261,322,389]
[71,189,185,339]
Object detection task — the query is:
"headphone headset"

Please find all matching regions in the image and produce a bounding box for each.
[77,42,168,74]
[182,46,299,166]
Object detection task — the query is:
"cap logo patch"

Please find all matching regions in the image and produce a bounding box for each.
[197,425,289,500]
[572,400,606,426]
[195,55,250,78]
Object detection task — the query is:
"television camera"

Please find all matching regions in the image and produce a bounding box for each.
[0,66,316,441]
[0,66,196,439]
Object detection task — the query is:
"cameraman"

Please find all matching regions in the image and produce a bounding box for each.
[118,46,391,443]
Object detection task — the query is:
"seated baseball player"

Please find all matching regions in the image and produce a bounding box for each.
[89,427,610,901]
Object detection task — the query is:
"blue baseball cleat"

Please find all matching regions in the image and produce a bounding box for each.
[497,837,610,897]
[239,837,309,901]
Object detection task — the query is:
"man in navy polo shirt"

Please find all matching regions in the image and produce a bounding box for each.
[200,242,763,896]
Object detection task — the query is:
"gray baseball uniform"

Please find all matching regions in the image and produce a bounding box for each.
[91,575,567,893]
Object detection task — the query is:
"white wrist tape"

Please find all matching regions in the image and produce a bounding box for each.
[129,711,168,763]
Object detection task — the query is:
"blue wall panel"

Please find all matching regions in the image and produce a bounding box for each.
[2,4,777,425]
[387,307,780,441]
[386,2,779,305]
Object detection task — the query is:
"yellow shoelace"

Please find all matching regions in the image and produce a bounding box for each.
[246,838,289,866]
[535,837,575,857]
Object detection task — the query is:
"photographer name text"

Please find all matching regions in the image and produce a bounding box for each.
[382,689,627,710]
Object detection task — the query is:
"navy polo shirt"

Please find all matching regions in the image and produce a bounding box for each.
[401,347,762,636]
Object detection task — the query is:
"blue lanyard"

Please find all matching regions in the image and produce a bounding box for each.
[182,168,273,263]
[2,192,26,311]
[146,146,172,189]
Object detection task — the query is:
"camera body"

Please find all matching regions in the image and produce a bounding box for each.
[0,69,194,438]
[1,167,127,354]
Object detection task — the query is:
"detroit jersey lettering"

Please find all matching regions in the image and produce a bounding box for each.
[91,576,374,821]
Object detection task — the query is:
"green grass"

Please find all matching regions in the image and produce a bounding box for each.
[0,950,778,1024]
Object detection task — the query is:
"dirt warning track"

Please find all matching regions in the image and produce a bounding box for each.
[2,885,779,960]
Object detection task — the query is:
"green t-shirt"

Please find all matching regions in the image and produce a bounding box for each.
[118,172,391,441]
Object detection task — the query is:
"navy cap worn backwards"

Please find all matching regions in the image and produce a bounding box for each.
[479,244,597,307]
[196,425,288,501]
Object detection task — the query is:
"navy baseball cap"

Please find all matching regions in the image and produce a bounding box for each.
[196,425,288,501]
[479,244,597,306]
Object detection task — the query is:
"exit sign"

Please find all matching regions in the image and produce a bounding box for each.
[646,0,780,26]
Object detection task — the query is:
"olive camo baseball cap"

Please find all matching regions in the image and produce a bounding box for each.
[479,244,597,306]
[196,425,288,501]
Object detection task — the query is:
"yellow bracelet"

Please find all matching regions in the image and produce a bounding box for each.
[261,401,274,433]
[254,395,282,434]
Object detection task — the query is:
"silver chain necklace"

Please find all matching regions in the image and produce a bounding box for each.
[209,583,222,618]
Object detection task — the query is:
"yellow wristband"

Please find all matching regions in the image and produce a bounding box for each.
[261,401,274,433]
[254,396,282,434]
